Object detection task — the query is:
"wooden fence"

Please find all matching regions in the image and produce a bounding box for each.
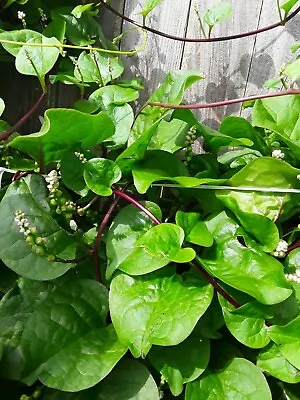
[2,0,300,131]
[102,0,300,127]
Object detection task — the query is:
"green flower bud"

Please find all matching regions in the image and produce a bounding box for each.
[26,235,35,245]
[56,207,62,215]
[35,245,45,256]
[47,254,55,262]
[77,208,85,216]
[50,199,57,206]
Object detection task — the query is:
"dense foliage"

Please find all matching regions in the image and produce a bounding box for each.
[0,0,300,399]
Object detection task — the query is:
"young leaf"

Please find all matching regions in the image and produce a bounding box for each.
[84,158,122,196]
[0,30,60,91]
[268,315,300,370]
[10,109,114,165]
[89,86,139,148]
[148,118,190,153]
[106,202,162,279]
[280,0,299,16]
[176,211,214,247]
[109,267,213,358]
[200,211,292,305]
[218,296,271,349]
[148,333,210,396]
[130,70,203,143]
[72,4,96,18]
[0,175,77,280]
[185,358,272,400]
[140,0,163,19]
[20,279,127,391]
[257,343,300,384]
[203,2,233,29]
[75,51,124,86]
[283,59,300,82]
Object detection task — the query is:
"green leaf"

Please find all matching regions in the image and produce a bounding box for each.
[268,315,300,370]
[140,0,163,18]
[106,202,162,279]
[10,109,114,165]
[135,223,196,263]
[42,359,159,399]
[75,51,124,85]
[21,279,127,391]
[0,30,60,91]
[109,268,213,358]
[176,211,214,247]
[264,78,282,89]
[0,175,76,280]
[218,296,271,348]
[43,20,66,42]
[72,4,96,18]
[148,333,210,396]
[283,59,300,82]
[252,96,300,156]
[148,118,190,153]
[217,158,300,251]
[291,42,300,53]
[0,98,5,117]
[89,86,139,148]
[185,358,271,400]
[130,70,204,143]
[60,151,88,195]
[94,358,159,400]
[203,2,233,27]
[132,150,188,194]
[84,158,122,196]
[200,211,292,305]
[257,343,300,384]
[280,0,299,15]
[0,279,57,380]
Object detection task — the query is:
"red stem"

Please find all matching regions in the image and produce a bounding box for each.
[113,189,161,225]
[287,240,300,255]
[99,0,300,43]
[0,92,46,142]
[148,89,300,110]
[93,185,130,282]
[113,188,241,309]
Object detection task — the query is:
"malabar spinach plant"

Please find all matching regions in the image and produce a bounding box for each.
[0,1,300,399]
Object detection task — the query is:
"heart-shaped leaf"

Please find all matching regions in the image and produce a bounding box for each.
[109,268,213,358]
[148,333,210,396]
[185,358,271,400]
[21,279,127,391]
[10,109,114,165]
[176,211,214,247]
[84,158,122,196]
[200,211,292,305]
[0,175,77,280]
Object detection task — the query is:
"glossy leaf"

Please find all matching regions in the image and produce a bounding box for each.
[217,158,300,251]
[84,158,122,196]
[280,0,299,15]
[252,96,300,156]
[21,279,127,391]
[10,109,114,165]
[75,51,123,85]
[0,175,76,280]
[148,118,190,153]
[268,315,300,370]
[109,268,213,358]
[130,70,203,143]
[283,59,300,82]
[200,211,292,305]
[176,211,214,247]
[106,202,162,279]
[89,86,138,148]
[148,333,210,396]
[218,296,271,348]
[185,358,271,400]
[257,343,300,384]
[42,359,159,399]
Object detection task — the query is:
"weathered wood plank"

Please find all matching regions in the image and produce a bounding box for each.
[180,0,264,127]
[100,0,125,39]
[243,0,300,98]
[121,0,192,103]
